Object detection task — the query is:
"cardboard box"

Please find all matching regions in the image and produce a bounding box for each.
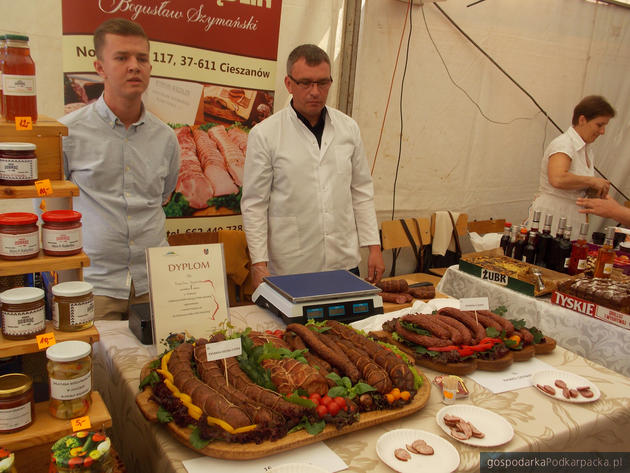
[551,291,630,331]
[459,248,571,297]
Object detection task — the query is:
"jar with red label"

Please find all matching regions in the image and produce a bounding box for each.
[1,34,37,123]
[0,373,35,434]
[0,287,45,339]
[0,142,37,185]
[41,210,82,256]
[0,212,39,260]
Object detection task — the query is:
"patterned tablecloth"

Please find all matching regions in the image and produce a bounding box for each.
[93,303,630,473]
[437,266,630,378]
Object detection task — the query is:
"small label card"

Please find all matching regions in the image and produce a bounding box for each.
[459,297,489,311]
[205,337,242,362]
[71,416,91,432]
[147,243,230,350]
[37,332,56,350]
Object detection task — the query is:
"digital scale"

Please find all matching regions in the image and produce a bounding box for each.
[252,270,384,324]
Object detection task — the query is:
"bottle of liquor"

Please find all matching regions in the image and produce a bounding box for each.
[557,225,573,273]
[522,231,537,263]
[547,216,567,271]
[505,225,518,258]
[530,210,541,240]
[500,222,512,255]
[594,226,616,278]
[535,214,553,267]
[568,222,589,275]
[513,226,528,261]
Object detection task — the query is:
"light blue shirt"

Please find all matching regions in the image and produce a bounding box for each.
[60,95,180,298]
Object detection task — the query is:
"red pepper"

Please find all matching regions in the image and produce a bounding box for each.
[462,343,493,352]
[457,347,475,357]
[479,337,502,345]
[426,345,459,352]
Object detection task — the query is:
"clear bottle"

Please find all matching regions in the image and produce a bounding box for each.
[522,231,537,263]
[512,226,528,261]
[2,34,37,122]
[594,226,616,279]
[500,222,512,255]
[557,225,573,273]
[568,222,590,276]
[535,214,553,267]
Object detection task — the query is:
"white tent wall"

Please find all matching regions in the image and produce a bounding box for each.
[354,0,630,233]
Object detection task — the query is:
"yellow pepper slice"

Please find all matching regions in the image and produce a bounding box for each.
[156,369,174,384]
[161,350,173,372]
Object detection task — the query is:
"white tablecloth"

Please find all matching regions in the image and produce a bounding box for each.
[92,305,630,473]
[437,266,630,377]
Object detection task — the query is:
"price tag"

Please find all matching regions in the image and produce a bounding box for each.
[205,337,242,361]
[37,332,56,350]
[15,116,33,130]
[35,179,53,197]
[460,297,489,311]
[71,416,92,432]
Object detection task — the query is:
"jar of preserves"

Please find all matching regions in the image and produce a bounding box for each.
[50,431,113,473]
[0,287,45,340]
[0,142,37,186]
[0,447,17,473]
[1,34,36,123]
[41,210,82,256]
[0,373,34,434]
[0,35,7,119]
[52,281,94,331]
[46,341,92,419]
[0,212,39,260]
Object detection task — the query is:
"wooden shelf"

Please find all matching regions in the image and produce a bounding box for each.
[0,321,99,357]
[0,180,79,199]
[0,250,89,277]
[2,392,113,473]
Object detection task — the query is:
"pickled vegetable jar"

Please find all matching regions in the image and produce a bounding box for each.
[0,373,34,433]
[50,430,113,473]
[46,341,92,419]
[0,286,45,340]
[0,447,17,473]
[0,142,37,186]
[52,281,94,331]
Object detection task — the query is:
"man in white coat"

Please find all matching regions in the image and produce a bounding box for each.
[241,44,385,288]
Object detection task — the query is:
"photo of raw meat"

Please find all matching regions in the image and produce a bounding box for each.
[63,73,104,114]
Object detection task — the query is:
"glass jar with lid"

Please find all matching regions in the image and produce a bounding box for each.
[50,431,113,473]
[52,281,94,331]
[0,142,37,186]
[0,373,35,433]
[0,287,45,340]
[46,341,92,419]
[2,34,37,123]
[41,210,82,256]
[0,212,39,260]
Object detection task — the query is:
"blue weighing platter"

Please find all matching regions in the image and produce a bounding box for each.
[263,270,381,303]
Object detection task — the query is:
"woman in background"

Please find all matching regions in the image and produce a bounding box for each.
[529,95,615,238]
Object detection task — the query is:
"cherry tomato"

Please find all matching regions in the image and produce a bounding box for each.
[273,329,284,337]
[300,395,308,400]
[385,393,395,404]
[309,393,322,404]
[333,396,347,410]
[316,405,328,418]
[321,395,334,406]
[391,388,401,400]
[327,401,341,416]
[400,390,411,401]
[265,330,273,334]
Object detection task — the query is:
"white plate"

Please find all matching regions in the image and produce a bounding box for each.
[531,369,601,403]
[268,463,329,473]
[376,428,460,473]
[436,404,514,447]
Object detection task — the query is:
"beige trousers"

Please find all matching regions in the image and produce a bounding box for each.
[94,281,150,320]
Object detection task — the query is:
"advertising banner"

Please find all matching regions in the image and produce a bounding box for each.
[61,0,283,234]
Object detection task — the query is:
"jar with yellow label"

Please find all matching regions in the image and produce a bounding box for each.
[0,373,34,434]
[0,447,17,473]
[46,341,92,419]
[0,287,45,339]
[52,281,94,331]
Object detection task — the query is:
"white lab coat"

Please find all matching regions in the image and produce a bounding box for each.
[241,105,380,276]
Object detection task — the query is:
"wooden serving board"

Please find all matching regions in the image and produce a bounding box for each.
[136,361,431,460]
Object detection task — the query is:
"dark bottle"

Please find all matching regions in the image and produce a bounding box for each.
[505,225,518,258]
[500,222,512,255]
[530,210,541,240]
[547,216,567,271]
[512,226,528,261]
[535,214,553,267]
[522,231,537,263]
[557,225,573,273]
[568,222,589,275]
[594,226,616,279]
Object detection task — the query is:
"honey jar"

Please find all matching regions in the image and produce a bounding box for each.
[46,341,92,419]
[0,212,39,261]
[0,287,45,339]
[41,210,82,256]
[0,142,37,186]
[52,281,94,331]
[0,373,34,434]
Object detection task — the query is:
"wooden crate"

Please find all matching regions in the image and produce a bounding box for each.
[0,115,67,180]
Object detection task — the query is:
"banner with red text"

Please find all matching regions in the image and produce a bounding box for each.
[61,0,282,234]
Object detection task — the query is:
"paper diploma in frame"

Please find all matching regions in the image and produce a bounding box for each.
[146,243,230,350]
